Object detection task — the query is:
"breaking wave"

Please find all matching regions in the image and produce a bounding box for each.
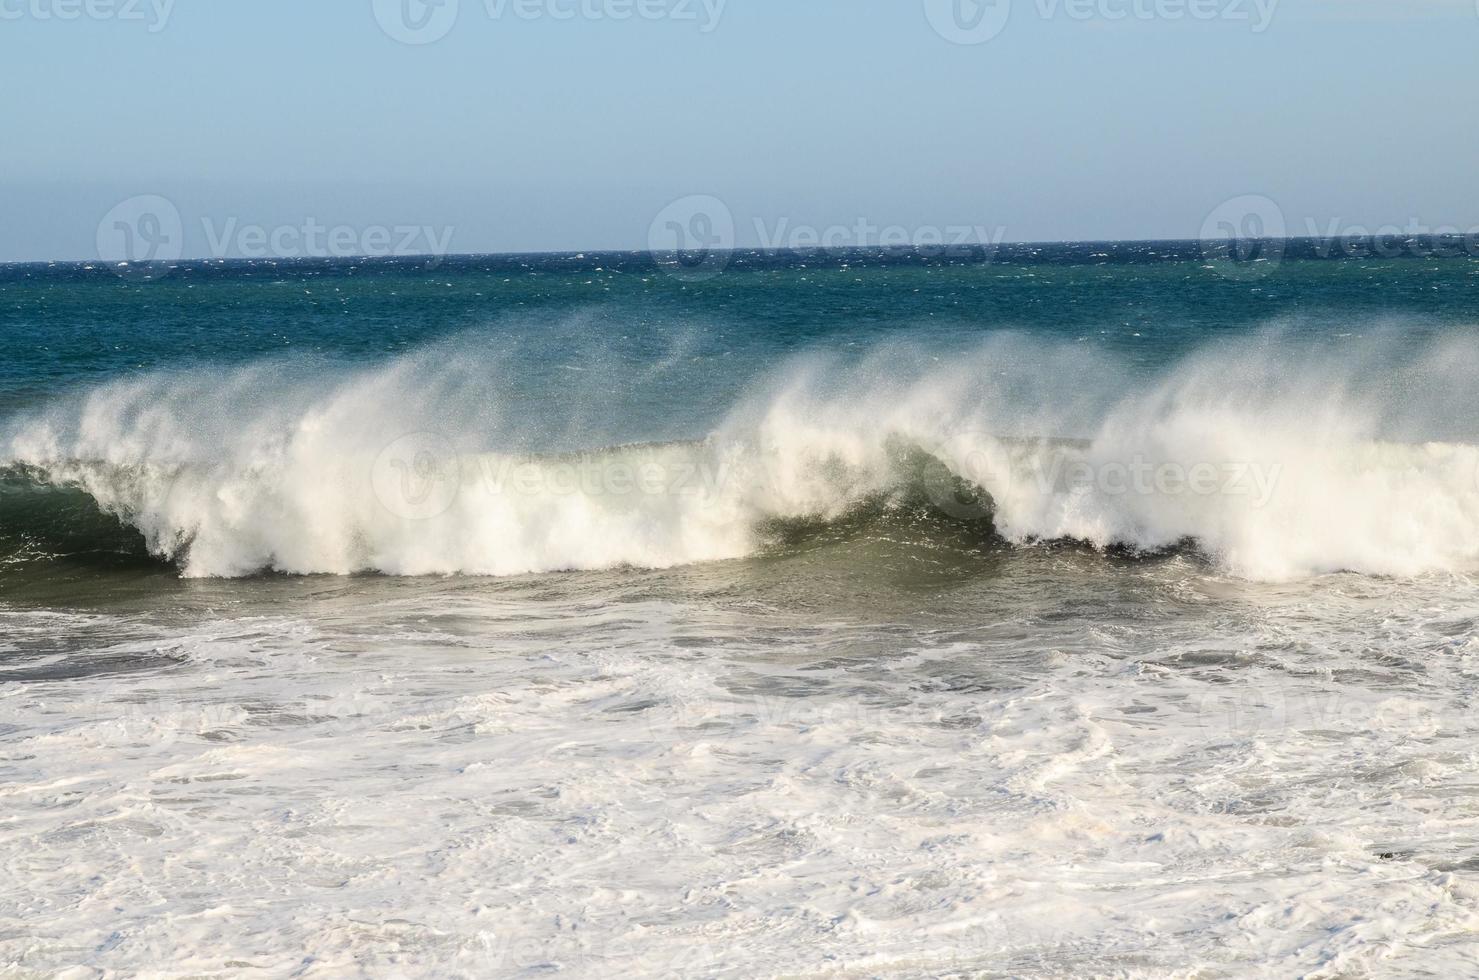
[5,330,1479,581]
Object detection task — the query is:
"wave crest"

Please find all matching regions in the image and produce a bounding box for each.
[6,331,1479,581]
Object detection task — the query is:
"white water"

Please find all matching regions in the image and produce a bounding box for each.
[6,566,1479,977]
[9,333,1479,976]
[7,332,1479,581]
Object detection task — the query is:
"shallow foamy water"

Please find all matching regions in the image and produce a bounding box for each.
[6,556,1479,978]
[9,254,1479,976]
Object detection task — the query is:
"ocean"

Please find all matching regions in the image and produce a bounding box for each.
[5,244,1479,976]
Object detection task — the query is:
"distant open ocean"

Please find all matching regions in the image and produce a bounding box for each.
[5,243,1479,976]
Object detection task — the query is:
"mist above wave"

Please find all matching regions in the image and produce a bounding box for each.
[5,327,1479,581]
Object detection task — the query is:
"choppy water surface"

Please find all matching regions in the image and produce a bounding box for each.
[5,247,1479,976]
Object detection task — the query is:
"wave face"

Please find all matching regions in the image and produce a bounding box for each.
[5,330,1479,581]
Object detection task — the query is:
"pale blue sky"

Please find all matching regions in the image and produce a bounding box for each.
[2,0,1477,260]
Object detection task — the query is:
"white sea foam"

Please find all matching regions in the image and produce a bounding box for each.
[6,330,1479,580]
[6,573,1479,977]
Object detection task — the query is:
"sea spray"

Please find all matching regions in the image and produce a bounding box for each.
[6,329,1479,580]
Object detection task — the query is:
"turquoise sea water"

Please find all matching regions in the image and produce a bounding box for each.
[4,243,1479,583]
[5,244,1479,976]
[1,243,1474,407]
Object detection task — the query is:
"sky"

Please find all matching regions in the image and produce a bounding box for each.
[2,0,1478,261]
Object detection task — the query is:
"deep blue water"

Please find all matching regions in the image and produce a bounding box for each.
[3,242,1475,415]
[3,240,1478,590]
